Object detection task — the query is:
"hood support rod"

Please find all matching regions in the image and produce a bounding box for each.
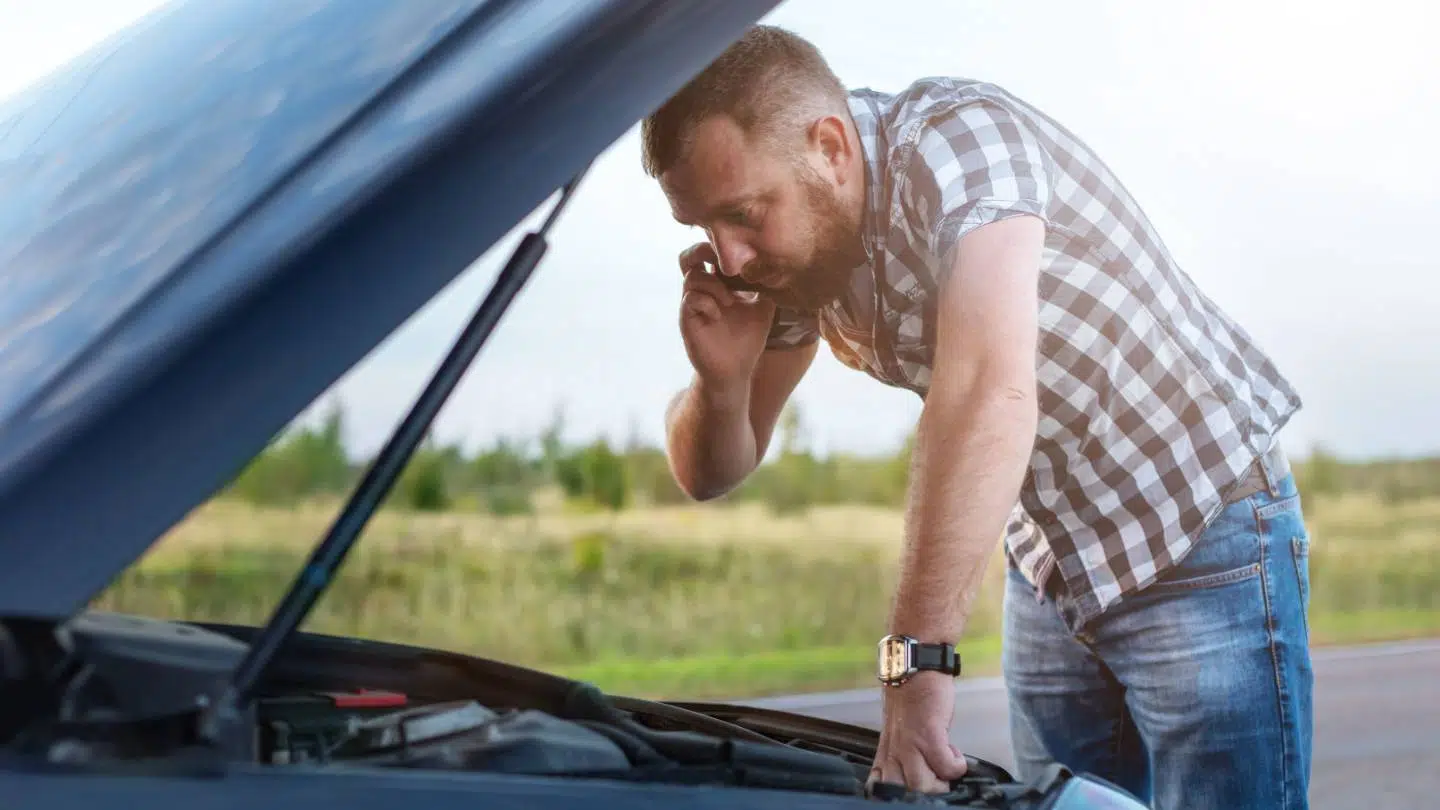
[199,161,592,745]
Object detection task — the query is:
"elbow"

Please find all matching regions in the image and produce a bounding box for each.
[990,378,1038,432]
[666,458,745,503]
[669,468,711,501]
[676,478,740,504]
[930,362,1036,414]
[1000,379,1039,426]
[688,484,733,503]
[924,363,1039,440]
[684,465,752,501]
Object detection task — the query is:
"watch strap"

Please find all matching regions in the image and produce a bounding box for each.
[913,641,962,677]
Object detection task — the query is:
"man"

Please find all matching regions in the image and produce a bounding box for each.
[643,24,1312,810]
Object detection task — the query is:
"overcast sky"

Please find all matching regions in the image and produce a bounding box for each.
[3,0,1436,461]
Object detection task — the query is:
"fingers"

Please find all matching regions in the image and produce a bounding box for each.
[864,764,892,798]
[869,756,946,796]
[681,288,721,324]
[679,242,748,309]
[864,738,892,796]
[682,268,736,308]
[678,241,718,277]
[902,749,951,794]
[925,739,969,782]
[866,735,967,796]
[950,744,970,770]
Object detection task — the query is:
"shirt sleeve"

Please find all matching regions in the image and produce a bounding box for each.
[763,306,820,351]
[900,100,1053,270]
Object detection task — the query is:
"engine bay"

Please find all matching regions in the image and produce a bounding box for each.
[249,687,1058,807]
[259,690,865,788]
[0,611,1120,809]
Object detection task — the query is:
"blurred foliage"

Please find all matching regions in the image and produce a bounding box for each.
[220,400,1440,517]
[217,400,915,515]
[99,398,1440,698]
[97,488,1440,696]
[225,402,355,506]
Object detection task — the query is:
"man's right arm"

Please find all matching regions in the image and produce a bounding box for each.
[664,340,817,500]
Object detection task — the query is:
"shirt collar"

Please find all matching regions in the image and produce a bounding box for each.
[846,92,885,265]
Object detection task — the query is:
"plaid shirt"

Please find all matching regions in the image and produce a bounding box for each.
[765,77,1303,628]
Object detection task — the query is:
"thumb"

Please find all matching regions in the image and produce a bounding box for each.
[925,740,969,782]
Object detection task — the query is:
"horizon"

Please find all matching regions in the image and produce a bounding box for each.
[3,0,1436,466]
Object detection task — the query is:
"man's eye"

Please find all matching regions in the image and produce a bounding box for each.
[725,208,756,226]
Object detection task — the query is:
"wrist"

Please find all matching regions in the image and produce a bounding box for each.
[889,668,952,691]
[876,633,962,687]
[693,374,750,413]
[887,611,960,643]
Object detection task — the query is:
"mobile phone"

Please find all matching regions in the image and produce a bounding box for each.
[715,270,765,294]
[695,253,766,294]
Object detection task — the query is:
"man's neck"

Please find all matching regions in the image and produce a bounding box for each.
[843,113,869,220]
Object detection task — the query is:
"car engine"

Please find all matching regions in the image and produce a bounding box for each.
[250,690,1087,808]
[0,613,1142,809]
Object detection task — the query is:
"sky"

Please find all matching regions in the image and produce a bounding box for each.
[2,0,1437,462]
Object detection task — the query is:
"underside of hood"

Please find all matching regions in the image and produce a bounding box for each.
[0,0,781,617]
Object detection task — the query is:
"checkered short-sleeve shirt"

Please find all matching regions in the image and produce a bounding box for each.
[767,78,1302,628]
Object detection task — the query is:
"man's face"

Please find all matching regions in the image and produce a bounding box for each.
[659,114,865,311]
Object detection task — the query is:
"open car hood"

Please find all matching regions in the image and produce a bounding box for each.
[0,0,780,618]
[0,9,1161,807]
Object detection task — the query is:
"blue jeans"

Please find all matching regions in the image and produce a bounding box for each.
[1001,467,1313,809]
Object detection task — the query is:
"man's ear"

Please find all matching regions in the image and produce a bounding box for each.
[808,113,853,181]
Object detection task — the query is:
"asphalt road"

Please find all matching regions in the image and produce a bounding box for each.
[744,638,1440,809]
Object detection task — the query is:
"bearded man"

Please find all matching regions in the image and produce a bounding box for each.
[643,24,1311,810]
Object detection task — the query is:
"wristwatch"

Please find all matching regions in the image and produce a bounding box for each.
[876,634,962,686]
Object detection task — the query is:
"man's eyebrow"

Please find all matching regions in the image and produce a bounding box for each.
[672,195,752,226]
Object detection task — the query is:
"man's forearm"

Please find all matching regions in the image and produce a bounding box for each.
[664,376,759,500]
[888,382,1037,644]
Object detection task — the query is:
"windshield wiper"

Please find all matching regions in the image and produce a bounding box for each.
[197,163,593,746]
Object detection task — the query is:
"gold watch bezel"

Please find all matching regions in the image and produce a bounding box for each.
[877,633,917,686]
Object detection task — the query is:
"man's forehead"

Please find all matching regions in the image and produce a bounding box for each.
[660,116,761,222]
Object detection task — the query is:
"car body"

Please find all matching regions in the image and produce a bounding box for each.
[0,1,1145,807]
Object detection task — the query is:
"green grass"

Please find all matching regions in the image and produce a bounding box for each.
[1311,608,1440,644]
[97,535,951,667]
[557,637,1005,700]
[89,491,1440,700]
[555,610,1440,700]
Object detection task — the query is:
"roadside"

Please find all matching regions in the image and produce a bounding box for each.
[558,610,1440,699]
[96,491,1440,701]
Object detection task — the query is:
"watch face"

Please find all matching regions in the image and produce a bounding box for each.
[878,636,912,682]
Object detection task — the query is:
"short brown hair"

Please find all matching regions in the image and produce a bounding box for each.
[640,25,848,178]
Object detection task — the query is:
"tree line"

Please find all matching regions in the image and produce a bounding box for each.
[219,401,1438,514]
[220,401,911,514]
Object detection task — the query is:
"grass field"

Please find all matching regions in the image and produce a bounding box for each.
[93,489,1440,699]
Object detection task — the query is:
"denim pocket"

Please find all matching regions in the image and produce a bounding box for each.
[1144,497,1264,597]
[1253,486,1311,639]
[1280,499,1313,639]
[1255,493,1302,522]
[1291,533,1311,639]
[1144,560,1261,595]
[1289,526,1311,601]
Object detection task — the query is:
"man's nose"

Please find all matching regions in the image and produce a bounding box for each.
[713,235,755,278]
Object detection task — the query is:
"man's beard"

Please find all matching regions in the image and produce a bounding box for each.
[751,171,866,312]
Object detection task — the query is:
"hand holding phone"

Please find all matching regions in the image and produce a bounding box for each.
[676,242,775,386]
[716,272,765,294]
